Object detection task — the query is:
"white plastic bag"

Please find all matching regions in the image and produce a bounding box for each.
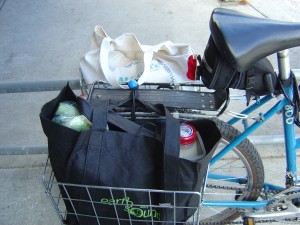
[80,26,195,88]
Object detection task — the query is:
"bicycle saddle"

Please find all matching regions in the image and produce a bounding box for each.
[210,8,300,71]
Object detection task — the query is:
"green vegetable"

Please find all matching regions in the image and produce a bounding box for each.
[52,115,73,126]
[68,115,92,132]
[55,101,80,116]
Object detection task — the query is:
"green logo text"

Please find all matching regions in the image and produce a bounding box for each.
[100,197,160,220]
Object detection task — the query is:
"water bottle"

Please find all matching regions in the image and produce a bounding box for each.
[179,122,204,161]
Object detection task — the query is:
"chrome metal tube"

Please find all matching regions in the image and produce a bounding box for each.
[0,79,81,94]
[277,50,291,80]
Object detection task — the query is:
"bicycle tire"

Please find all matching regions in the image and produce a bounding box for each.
[199,118,265,223]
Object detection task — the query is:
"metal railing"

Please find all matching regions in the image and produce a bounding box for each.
[0,79,81,94]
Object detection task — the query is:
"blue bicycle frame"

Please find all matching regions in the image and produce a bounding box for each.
[202,50,300,209]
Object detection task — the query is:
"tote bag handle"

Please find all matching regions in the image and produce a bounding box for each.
[91,98,180,191]
[100,36,154,88]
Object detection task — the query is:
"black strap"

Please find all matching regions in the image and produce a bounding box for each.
[246,70,255,105]
[216,88,230,117]
[291,72,300,127]
[134,98,181,190]
[162,104,180,190]
[87,97,181,191]
[91,97,162,139]
[278,77,294,106]
[82,101,109,187]
[108,112,161,141]
[116,97,181,184]
[91,100,109,130]
[131,89,137,120]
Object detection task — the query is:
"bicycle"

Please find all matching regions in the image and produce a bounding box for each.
[42,7,300,225]
[196,8,300,225]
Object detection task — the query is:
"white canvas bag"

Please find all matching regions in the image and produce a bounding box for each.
[80,26,194,88]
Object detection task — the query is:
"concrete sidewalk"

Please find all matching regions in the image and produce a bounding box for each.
[1,0,300,224]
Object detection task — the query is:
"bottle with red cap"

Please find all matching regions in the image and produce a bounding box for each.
[179,122,204,161]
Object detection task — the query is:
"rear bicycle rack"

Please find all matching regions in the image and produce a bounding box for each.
[88,81,227,112]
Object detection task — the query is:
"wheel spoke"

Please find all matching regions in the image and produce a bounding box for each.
[199,119,264,223]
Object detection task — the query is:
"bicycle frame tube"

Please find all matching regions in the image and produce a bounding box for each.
[206,97,299,209]
[295,137,300,149]
[227,95,273,126]
[205,51,299,209]
[282,86,298,185]
[279,50,298,185]
[202,199,270,209]
[210,97,287,166]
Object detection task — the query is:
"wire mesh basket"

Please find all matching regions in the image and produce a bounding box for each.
[42,158,203,225]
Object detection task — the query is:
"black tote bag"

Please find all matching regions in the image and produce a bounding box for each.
[40,84,83,182]
[40,84,221,225]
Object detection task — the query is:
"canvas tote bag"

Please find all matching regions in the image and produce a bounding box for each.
[79,26,195,88]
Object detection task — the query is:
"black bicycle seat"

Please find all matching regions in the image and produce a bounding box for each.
[210,8,300,71]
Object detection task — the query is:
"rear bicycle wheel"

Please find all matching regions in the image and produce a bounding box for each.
[199,118,265,223]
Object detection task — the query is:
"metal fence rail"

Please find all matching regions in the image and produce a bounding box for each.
[0,79,81,94]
